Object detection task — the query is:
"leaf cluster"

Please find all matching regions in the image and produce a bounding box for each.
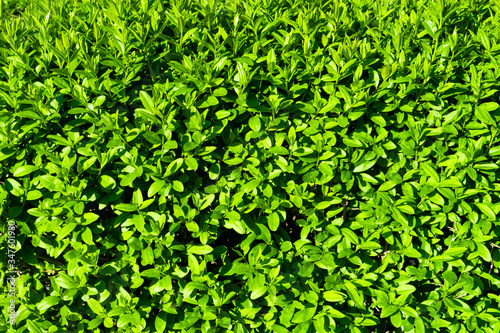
[1,0,500,332]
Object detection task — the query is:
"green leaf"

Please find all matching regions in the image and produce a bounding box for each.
[316,201,333,210]
[172,180,184,192]
[172,310,200,329]
[269,146,289,155]
[323,291,347,302]
[115,203,137,212]
[423,20,437,38]
[199,194,215,210]
[83,213,99,224]
[256,224,271,242]
[213,87,227,97]
[489,146,500,156]
[132,214,145,232]
[378,180,397,192]
[55,274,76,289]
[188,254,200,275]
[6,178,24,196]
[298,262,315,277]
[430,255,454,262]
[243,179,261,193]
[327,308,346,318]
[99,175,117,191]
[40,175,65,192]
[390,311,402,327]
[37,296,60,311]
[87,298,104,314]
[271,325,289,333]
[117,314,132,328]
[381,65,392,81]
[476,242,492,261]
[442,298,473,313]
[439,178,462,188]
[403,247,421,258]
[344,282,363,309]
[381,305,399,318]
[209,163,220,180]
[128,237,144,251]
[341,228,359,245]
[292,305,317,323]
[143,131,161,145]
[250,286,267,300]
[443,247,468,257]
[224,157,244,165]
[215,110,232,119]
[198,95,218,108]
[476,104,496,125]
[397,205,415,215]
[141,269,162,279]
[442,271,457,286]
[140,91,156,114]
[476,203,496,220]
[267,48,276,71]
[474,162,499,170]
[26,320,44,333]
[148,180,165,197]
[83,156,98,172]
[396,284,416,294]
[370,115,387,127]
[47,134,72,146]
[360,241,382,250]
[13,165,37,177]
[293,147,315,156]
[185,157,199,170]
[421,163,440,183]
[249,116,261,132]
[353,159,377,173]
[188,245,213,255]
[57,223,77,241]
[165,158,184,176]
[268,211,280,231]
[82,228,94,245]
[414,316,426,333]
[155,312,167,331]
[88,318,104,330]
[401,306,419,318]
[142,246,155,266]
[120,172,138,187]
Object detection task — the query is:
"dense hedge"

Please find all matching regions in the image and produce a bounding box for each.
[1,0,500,332]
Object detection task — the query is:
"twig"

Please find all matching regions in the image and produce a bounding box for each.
[36,254,64,266]
[341,197,349,221]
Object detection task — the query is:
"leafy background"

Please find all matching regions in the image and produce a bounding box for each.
[1,0,500,332]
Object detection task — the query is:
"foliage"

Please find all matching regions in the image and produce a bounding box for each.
[1,0,500,332]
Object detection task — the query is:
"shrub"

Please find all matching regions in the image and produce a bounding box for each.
[1,0,500,332]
